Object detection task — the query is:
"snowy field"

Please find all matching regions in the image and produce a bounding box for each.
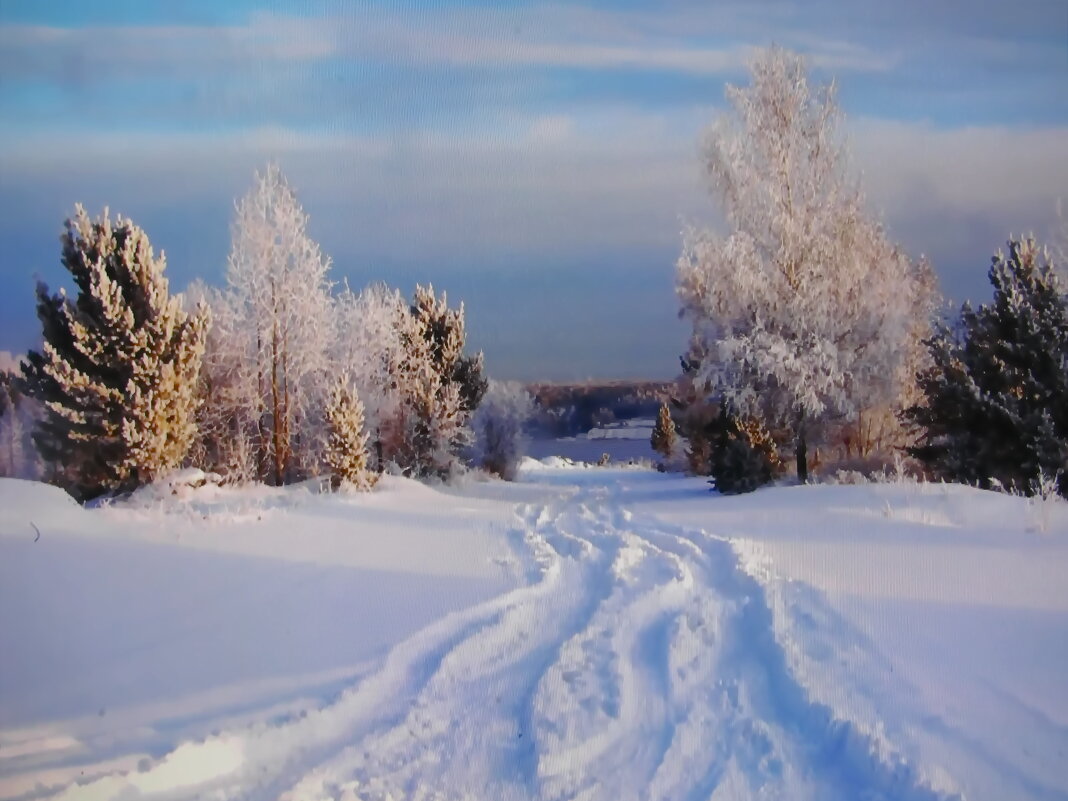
[1,461,1066,800]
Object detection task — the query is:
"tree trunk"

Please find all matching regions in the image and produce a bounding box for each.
[270,285,283,486]
[796,408,808,484]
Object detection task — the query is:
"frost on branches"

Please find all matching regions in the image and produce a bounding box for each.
[391,285,486,479]
[0,365,41,480]
[907,237,1068,497]
[471,380,533,480]
[323,375,376,491]
[333,282,409,471]
[676,47,935,481]
[333,282,485,479]
[21,206,207,499]
[203,164,334,485]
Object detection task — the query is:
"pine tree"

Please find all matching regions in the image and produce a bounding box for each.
[906,237,1068,496]
[323,376,376,491]
[410,284,487,414]
[21,205,207,499]
[650,403,677,459]
[708,407,783,494]
[390,284,483,479]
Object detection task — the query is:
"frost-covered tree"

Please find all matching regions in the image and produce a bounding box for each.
[333,282,410,471]
[677,47,934,482]
[906,237,1068,497]
[650,403,677,460]
[323,375,376,491]
[0,366,42,479]
[213,164,334,484]
[388,284,484,479]
[20,206,207,499]
[327,281,485,481]
[410,284,487,415]
[471,380,533,480]
[393,288,463,478]
[183,280,260,482]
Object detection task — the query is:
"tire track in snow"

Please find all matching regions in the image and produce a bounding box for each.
[40,485,960,801]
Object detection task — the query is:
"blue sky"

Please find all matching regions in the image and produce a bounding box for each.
[1,1,1066,380]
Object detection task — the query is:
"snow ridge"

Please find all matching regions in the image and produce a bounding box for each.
[39,487,957,801]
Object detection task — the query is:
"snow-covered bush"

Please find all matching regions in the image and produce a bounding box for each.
[21,206,207,499]
[906,237,1068,498]
[676,47,936,482]
[323,375,376,491]
[470,380,533,480]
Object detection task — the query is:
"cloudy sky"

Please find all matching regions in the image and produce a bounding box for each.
[1,1,1066,380]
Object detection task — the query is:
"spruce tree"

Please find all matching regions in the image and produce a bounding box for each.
[392,285,482,478]
[708,407,783,494]
[650,403,677,459]
[21,206,207,499]
[906,237,1068,496]
[410,284,487,414]
[324,376,376,491]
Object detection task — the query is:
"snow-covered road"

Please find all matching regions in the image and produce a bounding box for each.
[2,468,1066,800]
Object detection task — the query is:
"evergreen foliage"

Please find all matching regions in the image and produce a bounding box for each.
[410,284,487,414]
[906,237,1068,497]
[391,285,483,478]
[650,403,677,459]
[708,408,783,495]
[20,206,207,499]
[323,375,376,491]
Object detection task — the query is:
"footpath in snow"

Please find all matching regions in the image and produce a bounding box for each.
[0,462,1066,801]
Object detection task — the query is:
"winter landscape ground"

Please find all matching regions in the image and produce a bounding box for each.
[2,453,1066,801]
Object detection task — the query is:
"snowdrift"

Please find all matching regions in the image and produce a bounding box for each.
[0,470,1065,801]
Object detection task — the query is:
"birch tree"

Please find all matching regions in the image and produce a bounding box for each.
[333,282,409,471]
[677,46,934,481]
[218,164,334,484]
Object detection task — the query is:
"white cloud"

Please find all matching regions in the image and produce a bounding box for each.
[2,107,1065,321]
[0,15,333,82]
[0,3,898,87]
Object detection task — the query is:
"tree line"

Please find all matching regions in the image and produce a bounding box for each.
[2,45,1064,502]
[2,166,533,499]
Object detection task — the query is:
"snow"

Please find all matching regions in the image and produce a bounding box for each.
[1,464,1066,800]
